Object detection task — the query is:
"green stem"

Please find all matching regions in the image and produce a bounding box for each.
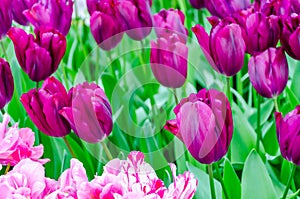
[215,163,229,199]
[281,164,296,199]
[100,141,113,161]
[226,77,231,104]
[256,95,261,154]
[63,136,76,158]
[208,164,217,199]
[1,41,8,61]
[4,164,10,174]
[274,97,279,112]
[173,88,179,105]
[36,82,39,91]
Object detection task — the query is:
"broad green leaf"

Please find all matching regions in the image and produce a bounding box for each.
[224,159,241,199]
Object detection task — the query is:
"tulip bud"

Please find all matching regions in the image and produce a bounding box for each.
[150,34,188,88]
[248,47,288,98]
[188,0,205,9]
[205,0,251,18]
[153,9,188,43]
[60,82,113,143]
[0,0,12,39]
[8,27,66,82]
[116,0,153,40]
[275,106,300,165]
[280,14,300,60]
[257,0,291,16]
[86,0,101,15]
[11,0,38,26]
[0,58,14,109]
[165,89,233,164]
[192,18,246,77]
[23,0,74,35]
[20,77,71,137]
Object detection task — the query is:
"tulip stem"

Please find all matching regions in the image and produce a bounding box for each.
[215,163,229,199]
[274,97,279,112]
[226,77,232,161]
[36,82,39,91]
[0,41,8,61]
[100,141,113,161]
[4,164,10,174]
[208,164,217,199]
[63,137,76,158]
[281,163,296,199]
[173,88,179,104]
[256,95,261,154]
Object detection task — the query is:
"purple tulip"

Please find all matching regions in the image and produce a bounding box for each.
[153,9,188,43]
[243,12,280,55]
[60,82,113,143]
[8,27,66,82]
[205,0,251,18]
[11,0,38,26]
[150,34,188,88]
[0,58,14,109]
[280,13,300,60]
[0,0,12,39]
[20,77,71,137]
[189,0,205,9]
[86,0,102,15]
[116,0,153,40]
[257,0,291,16]
[275,106,300,165]
[165,89,233,164]
[248,47,288,98]
[291,0,300,13]
[192,18,246,77]
[23,0,73,35]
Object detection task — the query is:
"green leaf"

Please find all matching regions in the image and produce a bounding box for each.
[286,87,300,109]
[248,99,274,128]
[224,159,241,199]
[287,189,300,199]
[242,150,277,199]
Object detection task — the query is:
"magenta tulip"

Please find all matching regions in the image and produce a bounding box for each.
[150,34,188,88]
[205,0,251,18]
[8,27,66,82]
[248,47,288,98]
[154,9,188,43]
[0,58,14,109]
[275,106,300,165]
[23,0,73,35]
[192,18,246,77]
[0,0,12,39]
[165,89,233,164]
[20,77,71,137]
[11,0,38,26]
[60,82,113,143]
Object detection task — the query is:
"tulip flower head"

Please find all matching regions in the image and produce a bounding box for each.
[276,106,300,165]
[205,0,251,18]
[248,47,288,98]
[11,0,38,26]
[0,58,14,110]
[0,0,12,39]
[188,0,205,9]
[165,89,233,164]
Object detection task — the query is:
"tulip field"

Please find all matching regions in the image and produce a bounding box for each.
[2,0,300,198]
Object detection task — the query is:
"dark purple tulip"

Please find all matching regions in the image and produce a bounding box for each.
[248,47,288,98]
[243,12,280,55]
[20,77,71,137]
[0,58,14,109]
[11,0,38,26]
[60,82,113,143]
[192,18,246,77]
[291,0,300,13]
[280,13,300,60]
[257,0,291,16]
[150,34,188,88]
[205,0,251,18]
[154,9,188,43]
[165,89,233,164]
[189,0,205,9]
[8,27,66,82]
[116,0,153,40]
[0,0,12,39]
[86,0,102,15]
[23,0,73,35]
[275,106,300,165]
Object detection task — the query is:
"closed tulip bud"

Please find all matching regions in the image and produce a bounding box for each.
[23,0,74,35]
[0,0,12,39]
[20,77,71,137]
[86,0,101,15]
[8,27,66,82]
[275,106,300,165]
[280,14,300,60]
[0,58,14,109]
[11,0,38,26]
[150,34,188,88]
[205,0,251,18]
[189,0,205,9]
[154,9,188,43]
[248,47,288,98]
[165,89,233,164]
[60,82,113,143]
[192,18,246,77]
[117,0,153,40]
